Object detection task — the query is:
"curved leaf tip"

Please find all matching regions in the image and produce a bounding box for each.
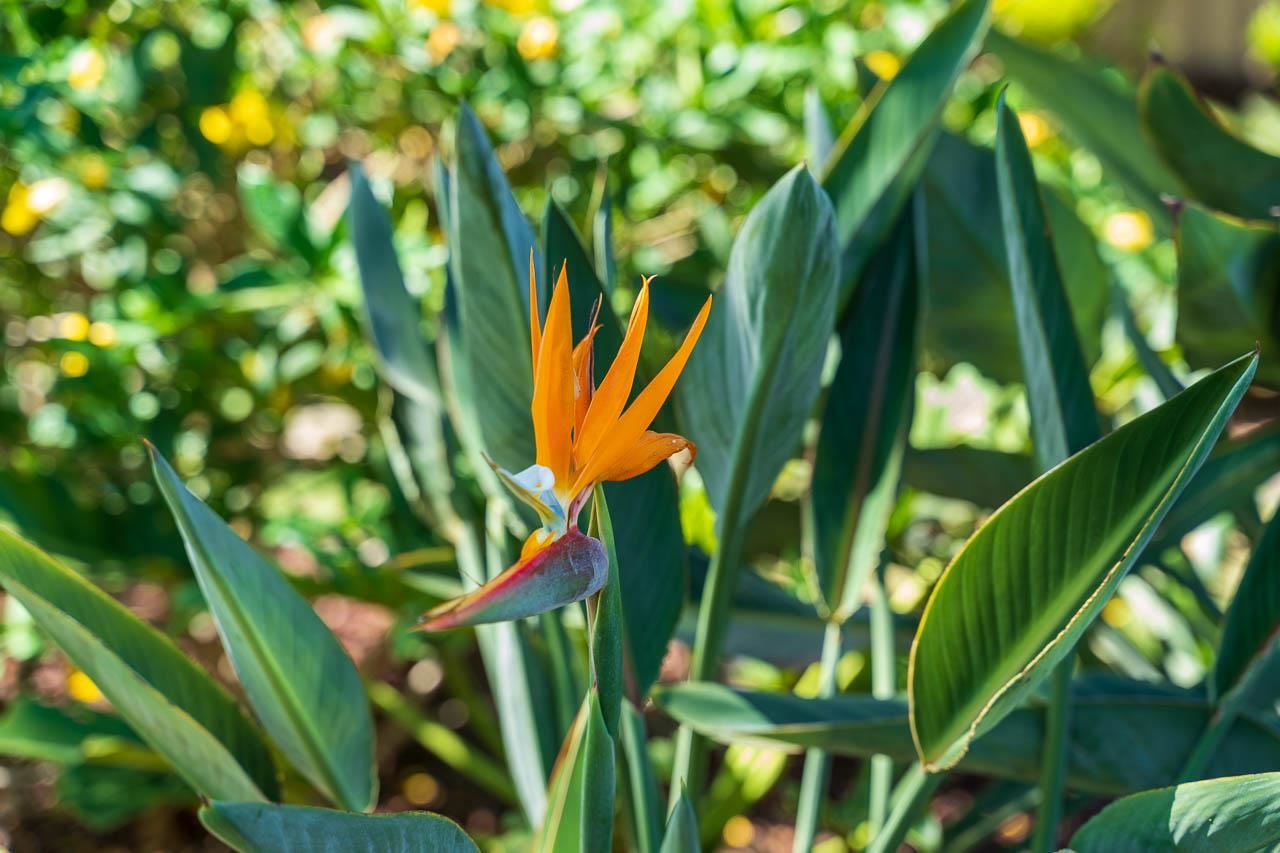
[417,528,607,631]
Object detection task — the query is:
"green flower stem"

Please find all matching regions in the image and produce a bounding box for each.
[1030,661,1072,852]
[868,563,895,833]
[866,762,941,853]
[793,619,844,852]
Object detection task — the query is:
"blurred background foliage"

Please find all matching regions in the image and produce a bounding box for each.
[3,0,1280,849]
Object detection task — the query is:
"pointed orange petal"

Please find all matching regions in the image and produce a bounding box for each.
[528,249,541,373]
[575,279,651,468]
[531,263,575,485]
[595,431,694,482]
[571,295,712,494]
[572,323,600,435]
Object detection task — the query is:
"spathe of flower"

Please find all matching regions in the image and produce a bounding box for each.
[418,257,711,631]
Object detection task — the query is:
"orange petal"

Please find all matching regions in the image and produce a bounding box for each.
[572,295,712,494]
[574,279,651,469]
[528,250,541,374]
[595,431,694,482]
[572,323,600,434]
[531,264,575,485]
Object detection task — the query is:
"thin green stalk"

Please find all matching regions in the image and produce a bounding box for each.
[866,762,941,853]
[793,620,844,851]
[868,563,895,833]
[1030,661,1072,852]
[620,701,663,853]
[1180,699,1242,782]
[540,610,581,737]
[367,680,518,805]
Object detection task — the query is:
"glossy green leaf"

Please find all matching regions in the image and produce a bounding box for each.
[902,445,1035,508]
[909,353,1257,770]
[1214,509,1280,703]
[822,0,989,301]
[200,802,477,853]
[1071,772,1280,852]
[812,200,920,617]
[588,491,624,734]
[995,94,1100,466]
[537,692,616,853]
[921,132,1109,383]
[150,448,375,812]
[1141,63,1280,221]
[0,696,146,767]
[620,701,662,853]
[658,788,701,853]
[656,677,1280,796]
[443,103,540,471]
[1175,204,1280,387]
[987,29,1179,221]
[0,526,277,801]
[678,164,839,535]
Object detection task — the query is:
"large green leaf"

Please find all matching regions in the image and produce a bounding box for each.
[902,445,1035,509]
[0,695,149,766]
[821,0,989,302]
[921,132,1109,383]
[0,527,277,801]
[200,802,477,853]
[656,678,1280,796]
[812,200,920,617]
[1214,510,1280,704]
[994,93,1100,466]
[536,692,616,852]
[658,788,701,853]
[1140,64,1280,222]
[1071,772,1280,852]
[1175,204,1280,387]
[151,448,376,812]
[986,29,1179,222]
[909,353,1257,770]
[443,104,540,471]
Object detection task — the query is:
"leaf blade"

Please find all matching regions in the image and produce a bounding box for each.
[201,802,478,853]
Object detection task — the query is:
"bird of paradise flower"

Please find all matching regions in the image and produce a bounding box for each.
[418,258,711,630]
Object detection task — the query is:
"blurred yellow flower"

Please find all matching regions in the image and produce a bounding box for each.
[517,16,558,61]
[722,815,755,848]
[488,0,539,15]
[994,0,1110,42]
[67,47,106,91]
[427,21,462,64]
[1018,111,1052,149]
[302,13,341,53]
[863,49,901,81]
[58,312,90,341]
[60,351,90,378]
[67,668,104,703]
[1103,210,1154,252]
[410,0,451,13]
[88,321,117,348]
[199,106,235,145]
[2,178,70,236]
[79,154,110,190]
[26,178,71,215]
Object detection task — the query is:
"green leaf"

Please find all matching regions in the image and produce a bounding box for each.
[444,103,540,471]
[0,527,277,801]
[588,491,624,734]
[995,93,1100,466]
[656,678,1280,796]
[658,787,701,853]
[537,692,616,852]
[803,86,835,172]
[812,200,920,617]
[620,701,663,853]
[678,164,839,535]
[921,132,1109,384]
[238,163,311,259]
[822,0,990,301]
[150,448,375,811]
[908,353,1257,770]
[1071,772,1280,852]
[1140,63,1280,222]
[200,802,477,853]
[1175,204,1280,387]
[902,445,1035,509]
[1214,510,1280,703]
[0,696,143,766]
[987,29,1180,222]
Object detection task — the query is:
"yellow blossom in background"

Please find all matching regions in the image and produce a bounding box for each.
[409,0,451,14]
[488,0,540,16]
[427,21,462,64]
[993,0,1111,43]
[67,46,106,91]
[88,321,117,348]
[517,16,558,61]
[722,815,754,848]
[302,13,341,54]
[199,89,288,152]
[863,49,901,81]
[229,89,274,146]
[60,351,90,378]
[1017,111,1052,148]
[1103,209,1154,252]
[67,669,104,704]
[199,105,234,145]
[78,154,109,189]
[2,178,70,236]
[58,312,90,341]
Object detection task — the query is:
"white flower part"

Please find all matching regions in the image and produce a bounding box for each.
[512,464,555,493]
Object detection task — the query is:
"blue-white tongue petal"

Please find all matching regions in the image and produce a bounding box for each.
[485,457,566,529]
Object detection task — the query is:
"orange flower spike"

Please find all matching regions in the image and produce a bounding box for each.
[572,322,600,433]
[530,264,575,489]
[574,278,651,469]
[528,250,541,372]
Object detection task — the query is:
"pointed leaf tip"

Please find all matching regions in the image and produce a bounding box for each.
[417,529,607,631]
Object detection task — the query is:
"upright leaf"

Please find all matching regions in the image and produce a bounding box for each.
[1071,772,1280,853]
[902,445,1034,509]
[994,93,1100,467]
[822,0,989,301]
[1175,204,1280,387]
[151,448,376,812]
[987,29,1180,222]
[201,802,477,853]
[0,527,277,801]
[811,200,920,617]
[536,692,616,853]
[909,353,1257,770]
[803,86,835,172]
[1213,510,1280,704]
[588,491,624,734]
[1140,63,1280,222]
[658,788,701,853]
[620,702,662,853]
